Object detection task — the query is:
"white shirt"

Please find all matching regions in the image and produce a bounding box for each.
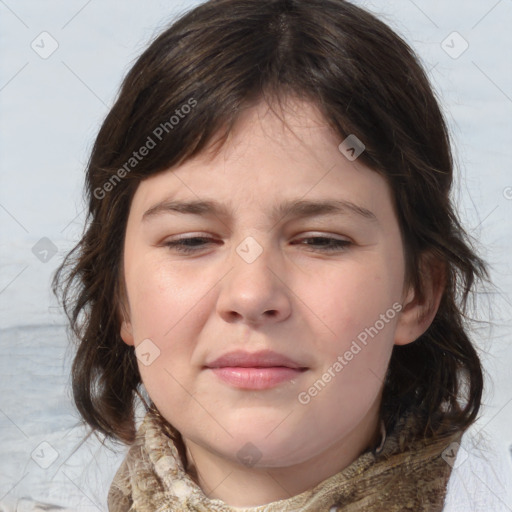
[443,430,512,511]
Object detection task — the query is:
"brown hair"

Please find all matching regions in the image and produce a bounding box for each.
[53,0,490,450]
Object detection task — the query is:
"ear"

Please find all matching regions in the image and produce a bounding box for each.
[120,318,135,346]
[117,273,135,346]
[394,251,446,346]
[118,298,134,346]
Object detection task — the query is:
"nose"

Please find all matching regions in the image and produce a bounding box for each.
[216,238,292,327]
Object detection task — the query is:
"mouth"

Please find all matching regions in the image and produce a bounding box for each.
[204,350,309,390]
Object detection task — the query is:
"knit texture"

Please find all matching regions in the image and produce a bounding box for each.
[108,408,462,512]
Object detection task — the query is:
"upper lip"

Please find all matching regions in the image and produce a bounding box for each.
[204,350,307,369]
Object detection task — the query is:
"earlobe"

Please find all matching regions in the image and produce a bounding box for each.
[393,290,425,347]
[120,320,135,346]
[117,288,134,346]
[394,253,446,347]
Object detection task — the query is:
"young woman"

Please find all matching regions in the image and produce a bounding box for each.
[53,0,510,510]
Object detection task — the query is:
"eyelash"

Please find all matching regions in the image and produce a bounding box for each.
[162,236,352,254]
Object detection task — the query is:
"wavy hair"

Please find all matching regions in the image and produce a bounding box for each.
[53,0,490,453]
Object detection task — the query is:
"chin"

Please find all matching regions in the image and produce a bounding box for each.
[217,419,316,465]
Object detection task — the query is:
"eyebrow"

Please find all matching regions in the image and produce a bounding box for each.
[142,198,378,224]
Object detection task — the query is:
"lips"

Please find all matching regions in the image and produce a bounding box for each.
[204,350,308,390]
[205,349,306,369]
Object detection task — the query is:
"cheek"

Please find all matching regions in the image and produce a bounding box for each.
[125,260,208,426]
[293,273,399,444]
[125,255,204,340]
[301,262,402,345]
[294,260,401,412]
[124,259,206,389]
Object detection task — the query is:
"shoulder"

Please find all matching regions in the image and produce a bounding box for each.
[443,428,512,512]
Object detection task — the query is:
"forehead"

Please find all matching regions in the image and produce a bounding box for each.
[128,97,396,229]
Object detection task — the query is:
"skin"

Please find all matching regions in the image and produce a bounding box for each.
[119,97,444,507]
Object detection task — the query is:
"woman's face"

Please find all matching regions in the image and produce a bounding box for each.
[120,98,416,471]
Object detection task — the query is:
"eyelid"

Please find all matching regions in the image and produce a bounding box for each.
[297,231,351,240]
[161,231,352,242]
[160,232,354,256]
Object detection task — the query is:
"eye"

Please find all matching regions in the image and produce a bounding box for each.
[162,235,352,255]
[292,236,352,253]
[162,236,215,254]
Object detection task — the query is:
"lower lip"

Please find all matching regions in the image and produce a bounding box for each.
[208,367,306,389]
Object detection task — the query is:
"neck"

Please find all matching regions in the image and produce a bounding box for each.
[183,406,382,508]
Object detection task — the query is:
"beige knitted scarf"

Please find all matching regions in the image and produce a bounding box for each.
[108,407,462,511]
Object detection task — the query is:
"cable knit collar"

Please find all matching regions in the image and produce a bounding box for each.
[108,408,462,511]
